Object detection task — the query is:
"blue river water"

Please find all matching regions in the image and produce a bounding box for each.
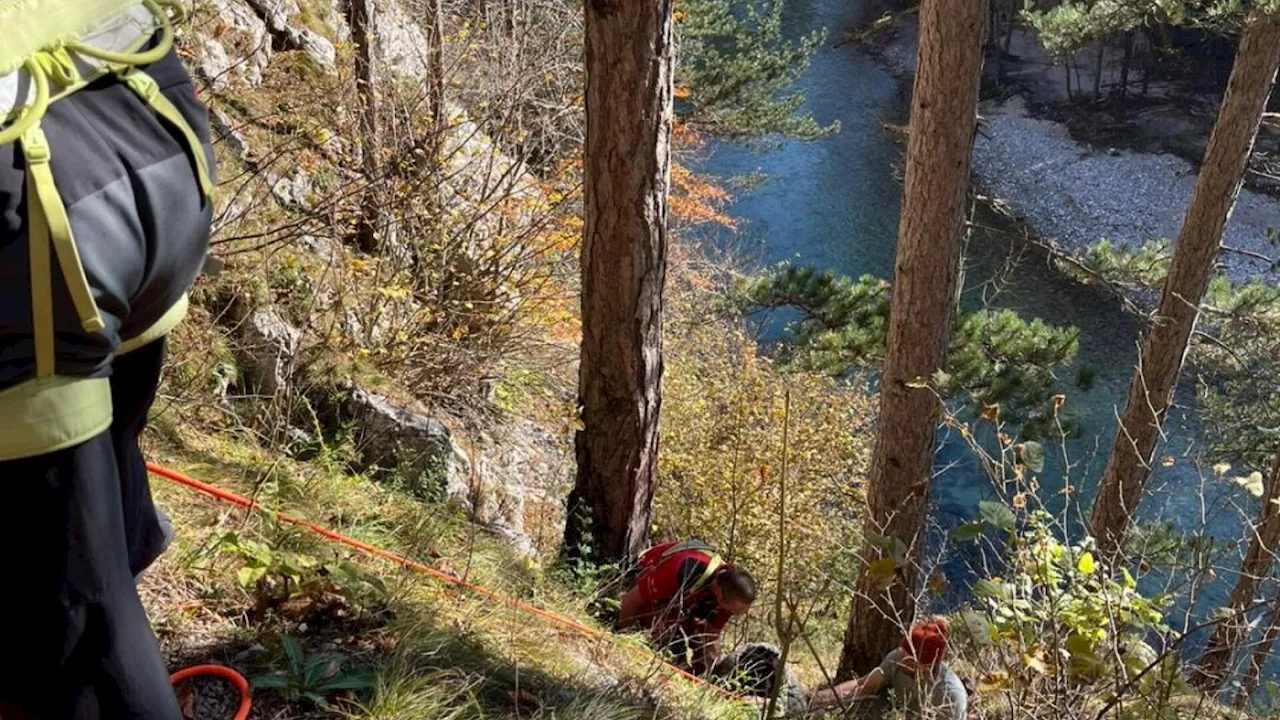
[695,0,1247,621]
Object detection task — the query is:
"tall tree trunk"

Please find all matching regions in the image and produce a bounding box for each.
[1093,40,1106,102]
[1065,55,1074,102]
[1118,30,1135,104]
[1090,11,1280,559]
[562,0,674,565]
[836,0,988,679]
[346,0,381,253]
[1194,451,1280,692]
[1234,592,1280,709]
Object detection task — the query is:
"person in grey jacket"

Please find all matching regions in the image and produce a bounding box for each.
[0,3,214,717]
[809,619,968,719]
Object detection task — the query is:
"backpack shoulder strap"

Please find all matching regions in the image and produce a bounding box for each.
[687,552,724,594]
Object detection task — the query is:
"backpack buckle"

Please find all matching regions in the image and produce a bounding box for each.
[21,128,51,164]
[120,68,159,102]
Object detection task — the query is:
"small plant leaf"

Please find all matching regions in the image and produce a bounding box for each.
[1020,440,1046,473]
[250,674,291,690]
[1076,551,1097,575]
[974,579,1006,599]
[953,522,987,542]
[281,636,304,671]
[317,667,378,692]
[978,501,1016,532]
[237,565,267,588]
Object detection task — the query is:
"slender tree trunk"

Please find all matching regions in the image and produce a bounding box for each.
[1065,56,1074,102]
[346,0,381,253]
[1090,11,1280,559]
[423,0,445,233]
[1119,30,1135,104]
[563,0,674,565]
[1093,40,1106,102]
[1234,592,1280,709]
[836,0,988,679]
[1194,451,1280,692]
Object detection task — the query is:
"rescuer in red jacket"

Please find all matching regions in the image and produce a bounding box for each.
[617,540,757,674]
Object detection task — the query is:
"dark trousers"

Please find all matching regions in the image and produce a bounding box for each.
[0,341,180,720]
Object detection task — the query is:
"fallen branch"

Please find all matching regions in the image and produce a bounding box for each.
[834,5,919,49]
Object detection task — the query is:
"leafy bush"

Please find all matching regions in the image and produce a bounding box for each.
[657,257,873,641]
[957,509,1177,717]
[215,529,388,614]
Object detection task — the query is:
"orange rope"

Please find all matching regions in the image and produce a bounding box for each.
[169,665,251,720]
[146,462,745,703]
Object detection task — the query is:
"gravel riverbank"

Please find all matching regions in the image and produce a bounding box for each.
[867,21,1279,283]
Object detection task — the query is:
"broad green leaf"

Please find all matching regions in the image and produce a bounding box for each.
[317,667,378,692]
[979,501,1016,532]
[868,534,908,563]
[974,579,1006,599]
[237,565,266,588]
[1120,567,1137,589]
[304,656,338,688]
[251,674,291,690]
[1021,441,1046,473]
[957,610,993,644]
[282,636,305,671]
[1076,552,1096,575]
[953,522,987,542]
[1064,633,1096,658]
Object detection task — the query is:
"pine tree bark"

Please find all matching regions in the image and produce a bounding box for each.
[836,0,988,679]
[1194,452,1280,693]
[346,0,381,253]
[562,0,674,565]
[1090,11,1280,559]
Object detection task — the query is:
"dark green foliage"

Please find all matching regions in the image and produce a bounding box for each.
[678,0,836,139]
[1024,0,1273,58]
[734,264,1080,434]
[1068,238,1280,474]
[251,636,377,708]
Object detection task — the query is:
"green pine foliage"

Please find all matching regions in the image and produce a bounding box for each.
[1024,0,1181,56]
[1197,277,1280,474]
[734,264,1080,436]
[1067,238,1280,474]
[1024,0,1276,57]
[677,0,836,139]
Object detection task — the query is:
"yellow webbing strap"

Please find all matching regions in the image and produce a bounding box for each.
[25,164,56,379]
[651,540,724,594]
[115,67,213,201]
[689,554,724,594]
[23,127,107,342]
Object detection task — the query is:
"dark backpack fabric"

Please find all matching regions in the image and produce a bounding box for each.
[0,45,213,388]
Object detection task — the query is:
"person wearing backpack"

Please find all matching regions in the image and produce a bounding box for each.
[0,2,214,717]
[617,540,757,674]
